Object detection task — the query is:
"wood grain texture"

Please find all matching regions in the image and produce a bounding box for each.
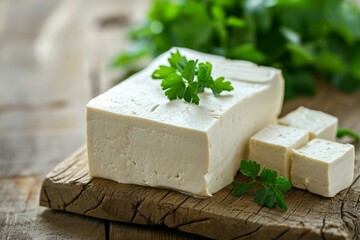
[0,176,106,240]
[110,222,208,240]
[40,83,360,240]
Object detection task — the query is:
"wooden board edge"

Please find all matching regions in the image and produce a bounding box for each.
[38,147,353,240]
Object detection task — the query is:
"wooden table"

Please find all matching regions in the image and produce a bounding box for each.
[1,0,359,239]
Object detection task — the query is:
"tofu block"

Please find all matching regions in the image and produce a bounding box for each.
[87,47,284,197]
[279,106,338,141]
[249,124,309,178]
[291,138,354,197]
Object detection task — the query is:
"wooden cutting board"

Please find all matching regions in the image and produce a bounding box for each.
[39,81,360,240]
[40,140,359,240]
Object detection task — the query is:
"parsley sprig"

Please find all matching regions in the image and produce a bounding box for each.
[113,0,360,98]
[232,160,292,211]
[152,50,234,105]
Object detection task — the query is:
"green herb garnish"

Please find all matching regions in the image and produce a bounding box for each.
[152,50,233,105]
[232,160,292,211]
[337,128,360,141]
[112,0,360,99]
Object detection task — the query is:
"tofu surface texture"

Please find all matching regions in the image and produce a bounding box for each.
[87,47,284,197]
[279,106,338,141]
[291,138,355,197]
[249,124,309,178]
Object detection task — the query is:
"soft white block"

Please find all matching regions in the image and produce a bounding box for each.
[279,106,338,141]
[87,47,284,197]
[291,138,354,197]
[249,124,309,178]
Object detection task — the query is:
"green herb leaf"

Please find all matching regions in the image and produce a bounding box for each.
[152,66,176,79]
[152,50,233,105]
[161,73,186,100]
[337,128,360,141]
[231,182,253,197]
[232,160,292,211]
[211,77,234,96]
[168,50,188,71]
[184,82,200,105]
[181,60,197,82]
[266,189,276,208]
[226,16,246,28]
[275,177,293,192]
[240,160,260,178]
[254,188,270,206]
[273,188,288,211]
[197,62,213,86]
[260,167,277,184]
[112,0,360,97]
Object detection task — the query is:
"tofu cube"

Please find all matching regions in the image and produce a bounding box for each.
[87,47,284,197]
[291,138,355,197]
[249,124,309,178]
[279,106,338,141]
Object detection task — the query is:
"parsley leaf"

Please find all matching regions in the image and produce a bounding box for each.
[168,51,187,71]
[113,0,360,98]
[337,128,360,141]
[184,82,200,105]
[260,167,277,184]
[240,160,260,178]
[161,73,185,100]
[232,160,292,211]
[211,77,234,96]
[275,177,293,192]
[152,66,176,79]
[152,50,234,105]
[181,60,197,82]
[231,182,253,197]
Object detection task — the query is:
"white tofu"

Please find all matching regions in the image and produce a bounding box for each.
[87,47,284,197]
[249,124,309,178]
[291,138,354,197]
[279,106,338,141]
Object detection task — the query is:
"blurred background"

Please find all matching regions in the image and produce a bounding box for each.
[0,0,360,238]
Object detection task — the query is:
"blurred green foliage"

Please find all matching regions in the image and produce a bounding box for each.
[111,0,360,99]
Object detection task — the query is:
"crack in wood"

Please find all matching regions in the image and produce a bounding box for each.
[340,174,360,238]
[244,206,264,225]
[157,191,171,204]
[343,211,358,219]
[58,191,67,210]
[42,186,52,208]
[130,201,142,223]
[104,220,110,240]
[320,216,327,240]
[67,171,89,184]
[161,196,191,225]
[230,225,262,240]
[63,182,92,211]
[176,218,213,230]
[83,194,106,215]
[298,229,311,240]
[273,227,291,239]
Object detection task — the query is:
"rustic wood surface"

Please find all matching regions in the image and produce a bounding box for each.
[39,89,360,240]
[2,0,360,239]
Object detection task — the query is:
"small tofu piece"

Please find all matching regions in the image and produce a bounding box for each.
[279,106,338,141]
[291,138,355,197]
[249,124,309,178]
